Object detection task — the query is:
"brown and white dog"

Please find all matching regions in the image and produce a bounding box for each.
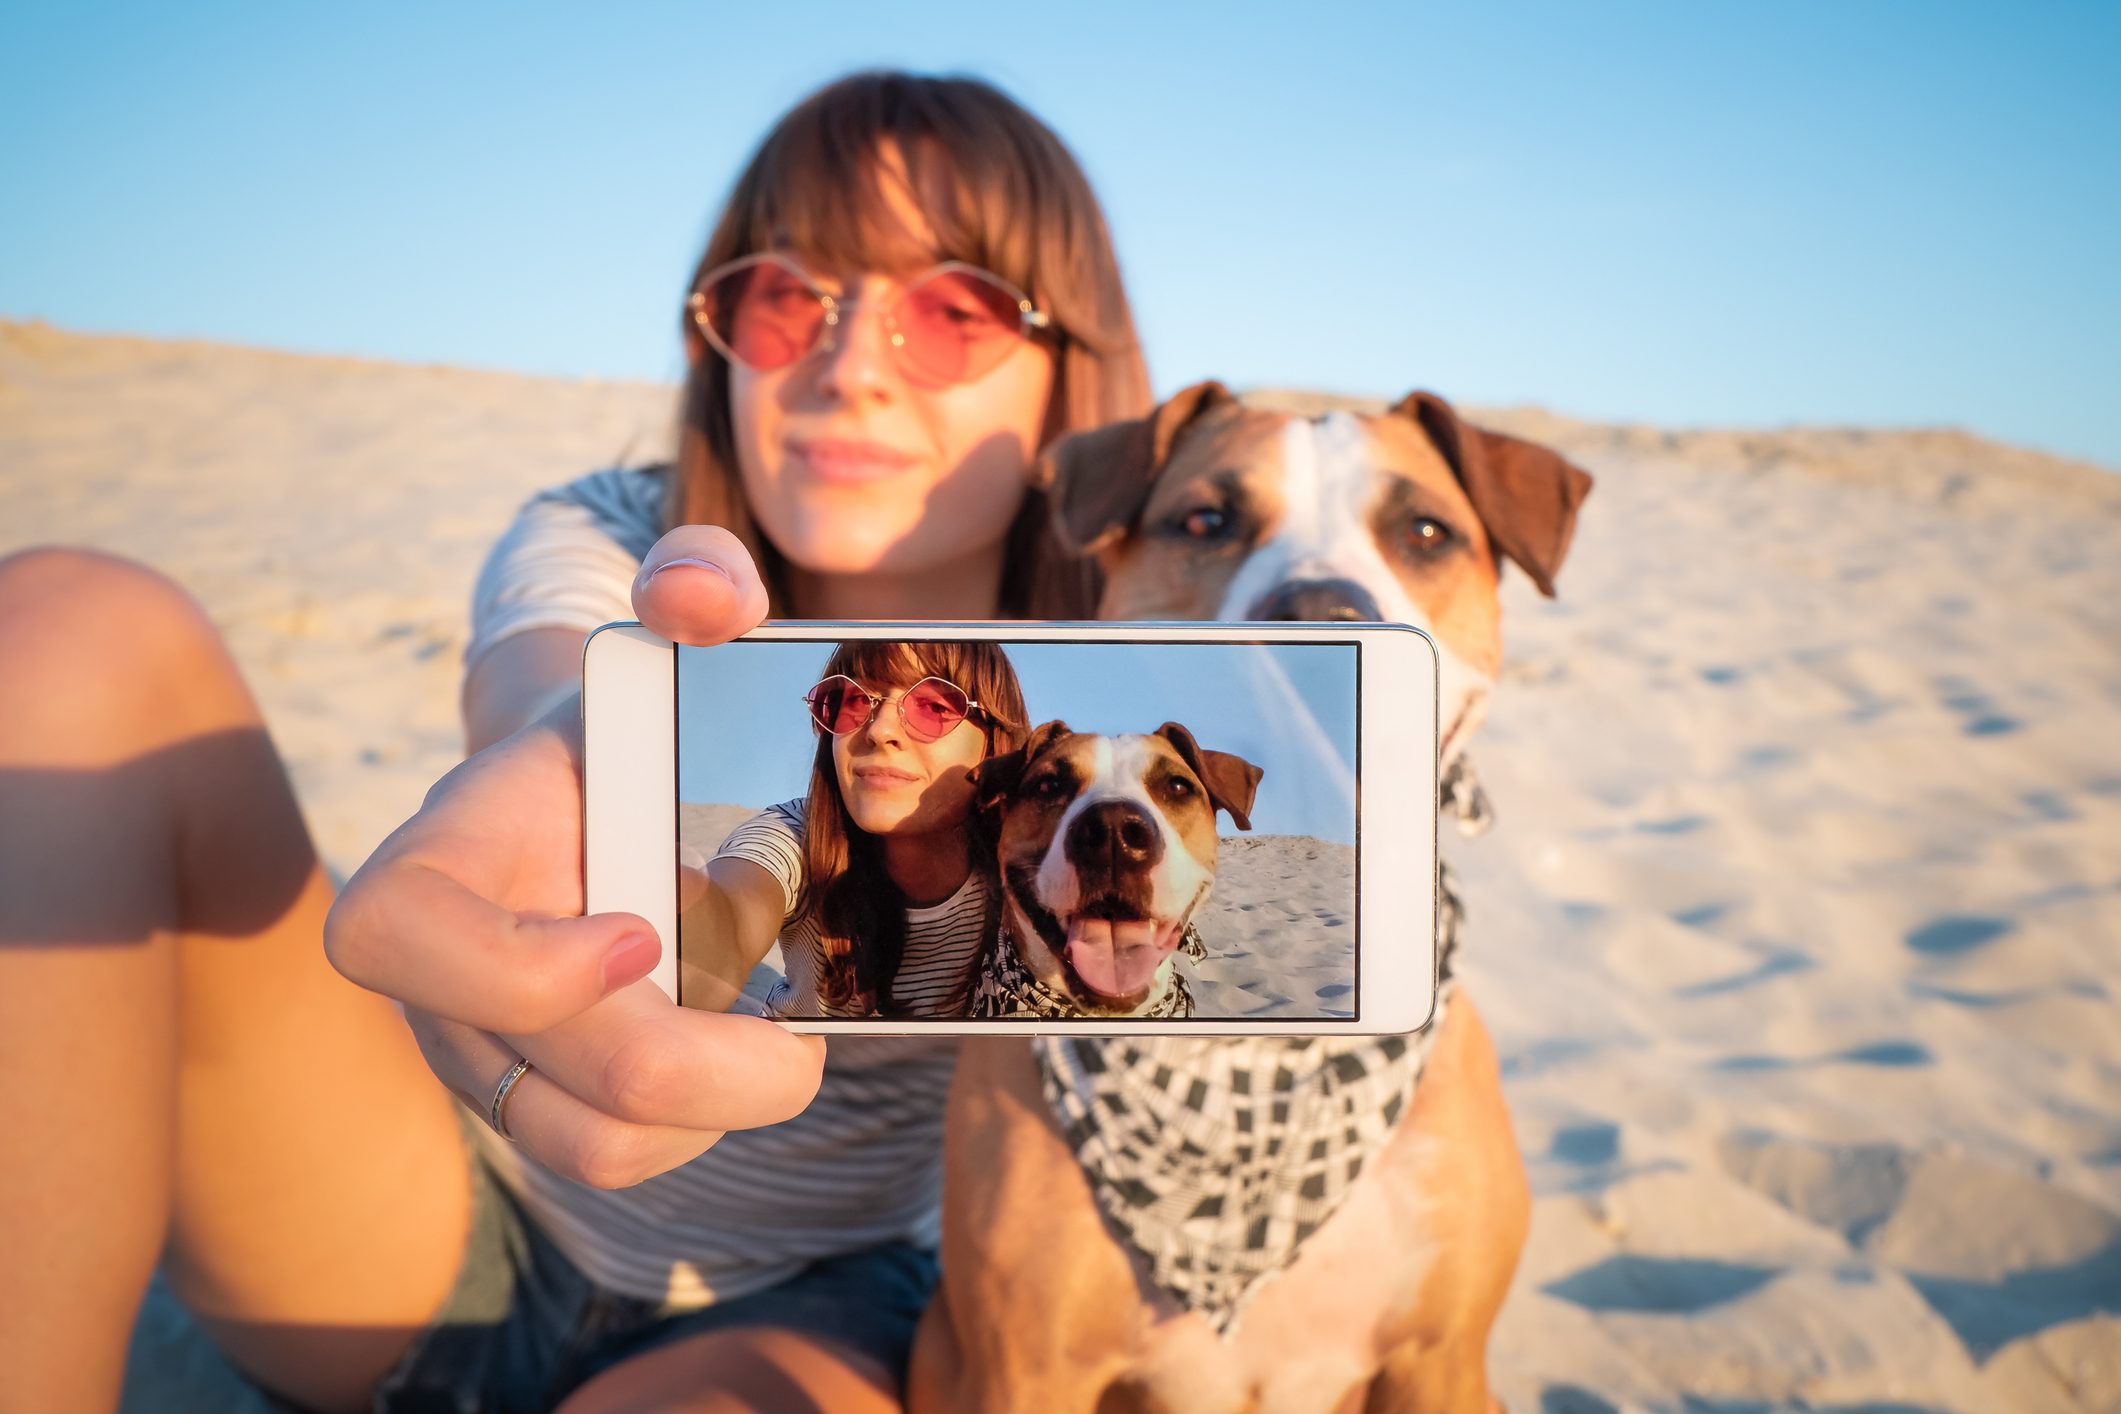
[912,384,1592,1414]
[967,721,1262,1018]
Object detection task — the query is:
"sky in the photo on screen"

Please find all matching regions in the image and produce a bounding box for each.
[678,640,1361,845]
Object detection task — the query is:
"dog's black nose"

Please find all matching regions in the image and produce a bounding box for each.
[1248,578,1383,623]
[1067,800,1163,874]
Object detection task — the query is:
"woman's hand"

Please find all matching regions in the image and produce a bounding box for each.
[325,527,797,1188]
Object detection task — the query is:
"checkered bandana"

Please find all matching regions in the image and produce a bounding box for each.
[968,923,1208,1020]
[1027,753,1488,1334]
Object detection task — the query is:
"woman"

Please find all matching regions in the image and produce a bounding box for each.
[687,640,1029,1021]
[0,71,1148,1412]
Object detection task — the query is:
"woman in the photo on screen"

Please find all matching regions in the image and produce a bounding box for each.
[682,639,1028,1021]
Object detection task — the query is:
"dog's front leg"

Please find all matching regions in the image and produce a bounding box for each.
[916,1037,1151,1413]
[1355,998,1526,1414]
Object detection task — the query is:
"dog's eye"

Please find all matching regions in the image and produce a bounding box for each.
[1174,507,1231,541]
[1162,776,1197,801]
[1405,517,1452,552]
[1029,773,1066,801]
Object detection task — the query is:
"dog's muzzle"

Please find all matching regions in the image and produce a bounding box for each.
[1247,577,1383,623]
[1065,799,1164,878]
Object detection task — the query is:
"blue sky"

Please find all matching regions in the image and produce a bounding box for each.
[678,640,1360,844]
[4,3,2116,467]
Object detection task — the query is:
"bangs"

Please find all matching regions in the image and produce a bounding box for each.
[713,74,1045,303]
[824,639,933,690]
[815,639,1030,739]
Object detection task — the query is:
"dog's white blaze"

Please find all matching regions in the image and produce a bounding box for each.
[1217,413,1494,764]
[1215,414,1419,625]
[1031,736,1216,924]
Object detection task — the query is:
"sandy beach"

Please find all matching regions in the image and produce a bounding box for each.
[1187,833,1357,1020]
[7,321,2117,1411]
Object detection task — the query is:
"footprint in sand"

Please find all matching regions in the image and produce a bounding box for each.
[2022,790,2076,822]
[1551,1121,1620,1167]
[1542,1254,1780,1316]
[1904,914,2013,957]
[1712,1040,1933,1071]
[1907,981,2049,1008]
[1634,814,1709,836]
[1933,676,2024,737]
[1673,948,1813,999]
[1718,1130,1913,1243]
[1738,743,1798,771]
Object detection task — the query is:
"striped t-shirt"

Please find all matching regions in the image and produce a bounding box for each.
[714,799,992,1018]
[464,465,983,1306]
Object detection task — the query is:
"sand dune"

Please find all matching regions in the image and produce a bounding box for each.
[1188,833,1356,1020]
[7,324,2117,1411]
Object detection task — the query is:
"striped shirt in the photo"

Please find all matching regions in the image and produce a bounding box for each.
[715,800,991,1019]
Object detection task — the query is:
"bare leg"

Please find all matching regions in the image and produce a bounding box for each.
[0,549,471,1413]
[558,1328,902,1414]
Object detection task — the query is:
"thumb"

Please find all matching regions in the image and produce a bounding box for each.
[633,525,770,646]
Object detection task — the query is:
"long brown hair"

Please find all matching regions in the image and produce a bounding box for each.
[798,640,1030,1015]
[666,70,1152,617]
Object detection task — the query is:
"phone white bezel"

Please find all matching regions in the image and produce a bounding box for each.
[583,620,1438,1035]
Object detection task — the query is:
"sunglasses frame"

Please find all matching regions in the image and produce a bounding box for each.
[687,252,1054,384]
[802,674,991,743]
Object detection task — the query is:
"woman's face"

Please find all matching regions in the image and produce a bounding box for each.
[726,158,1055,580]
[830,679,989,837]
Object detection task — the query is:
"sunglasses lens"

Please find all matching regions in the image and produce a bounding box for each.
[893,269,1027,386]
[699,260,823,371]
[901,679,972,740]
[807,678,870,735]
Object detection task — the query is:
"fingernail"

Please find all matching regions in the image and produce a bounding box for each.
[650,557,733,585]
[602,932,661,992]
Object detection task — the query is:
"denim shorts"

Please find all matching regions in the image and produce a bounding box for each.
[370,1126,940,1414]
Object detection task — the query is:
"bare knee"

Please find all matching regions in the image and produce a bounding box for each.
[557,1327,900,1414]
[0,548,251,749]
[0,546,221,659]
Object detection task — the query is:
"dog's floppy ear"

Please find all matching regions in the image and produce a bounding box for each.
[1391,390,1594,599]
[1038,380,1237,557]
[971,719,1073,814]
[1155,722,1263,833]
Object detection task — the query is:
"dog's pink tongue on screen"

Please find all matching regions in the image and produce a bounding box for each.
[1067,917,1167,996]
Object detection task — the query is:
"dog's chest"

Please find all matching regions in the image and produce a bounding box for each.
[1028,858,1466,1328]
[1095,1112,1451,1414]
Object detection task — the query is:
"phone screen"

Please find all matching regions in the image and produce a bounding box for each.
[675,636,1360,1024]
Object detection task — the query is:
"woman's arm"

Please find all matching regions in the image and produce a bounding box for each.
[462,626,586,754]
[463,615,790,1011]
[329,528,797,1189]
[680,856,793,1012]
[461,515,766,753]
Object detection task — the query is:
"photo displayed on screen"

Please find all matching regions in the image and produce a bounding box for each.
[676,637,1359,1023]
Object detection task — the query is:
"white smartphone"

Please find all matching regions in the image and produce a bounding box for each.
[583,622,1439,1035]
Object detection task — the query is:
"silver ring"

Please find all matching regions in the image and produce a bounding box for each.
[488,1057,533,1141]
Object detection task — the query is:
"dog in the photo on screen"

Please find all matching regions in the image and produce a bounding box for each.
[964,721,1261,1020]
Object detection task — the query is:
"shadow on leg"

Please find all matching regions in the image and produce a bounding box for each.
[0,548,471,1413]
